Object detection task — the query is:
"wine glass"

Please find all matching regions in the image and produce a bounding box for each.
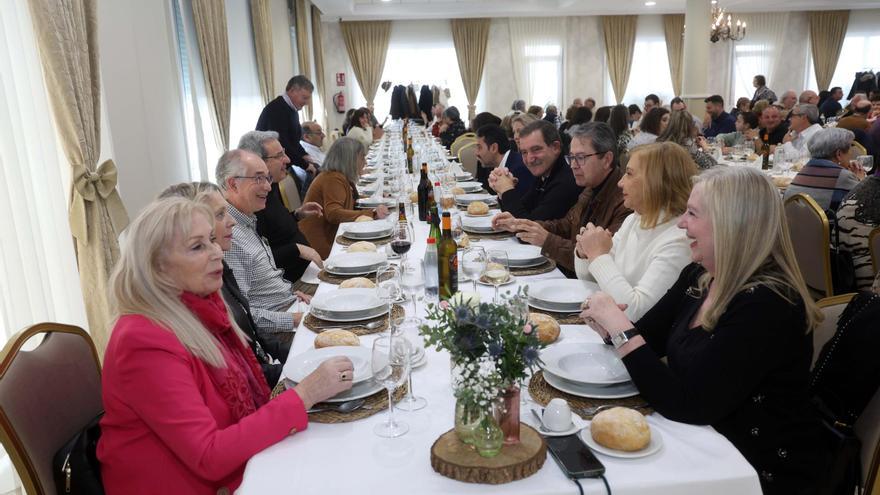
[392,316,427,411]
[391,222,413,264]
[857,155,874,175]
[451,214,465,245]
[461,246,487,292]
[399,259,425,315]
[372,335,411,437]
[482,250,510,303]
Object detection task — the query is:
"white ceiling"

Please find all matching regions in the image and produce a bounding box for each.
[313,0,880,21]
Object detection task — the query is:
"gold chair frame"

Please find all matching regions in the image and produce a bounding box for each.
[785,193,834,298]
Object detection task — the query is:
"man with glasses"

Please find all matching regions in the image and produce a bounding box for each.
[781,104,822,160]
[217,149,313,360]
[492,122,630,275]
[299,121,326,167]
[488,120,582,222]
[239,130,323,284]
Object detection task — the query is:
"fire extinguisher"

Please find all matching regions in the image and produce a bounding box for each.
[333,92,345,114]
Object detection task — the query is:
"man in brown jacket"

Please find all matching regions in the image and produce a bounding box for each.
[493,122,631,276]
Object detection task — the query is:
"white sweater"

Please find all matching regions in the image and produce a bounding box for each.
[574,213,692,321]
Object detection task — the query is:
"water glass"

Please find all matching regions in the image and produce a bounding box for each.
[372,336,411,438]
[461,247,487,292]
[482,250,510,303]
[393,316,427,412]
[400,259,425,315]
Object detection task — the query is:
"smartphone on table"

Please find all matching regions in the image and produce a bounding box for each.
[545,434,605,479]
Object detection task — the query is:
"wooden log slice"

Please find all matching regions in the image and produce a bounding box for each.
[430,423,546,484]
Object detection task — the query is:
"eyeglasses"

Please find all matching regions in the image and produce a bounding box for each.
[234,175,272,184]
[565,152,605,166]
[263,150,287,160]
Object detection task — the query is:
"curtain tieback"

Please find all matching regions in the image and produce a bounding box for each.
[69,159,130,242]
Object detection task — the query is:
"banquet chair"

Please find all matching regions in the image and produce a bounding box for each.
[0,323,103,495]
[850,141,867,158]
[870,227,880,274]
[450,134,476,157]
[812,293,855,368]
[785,193,834,298]
[457,142,479,177]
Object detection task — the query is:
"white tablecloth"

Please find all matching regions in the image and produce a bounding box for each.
[237,210,762,495]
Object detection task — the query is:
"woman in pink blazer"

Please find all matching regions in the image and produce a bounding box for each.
[98,197,353,494]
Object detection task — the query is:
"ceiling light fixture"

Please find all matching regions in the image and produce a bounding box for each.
[710,2,746,43]
[645,1,656,5]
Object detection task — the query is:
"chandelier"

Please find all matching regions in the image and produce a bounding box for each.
[709,4,746,43]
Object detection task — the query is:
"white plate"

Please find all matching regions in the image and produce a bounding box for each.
[464,210,497,218]
[316,378,386,403]
[455,173,473,181]
[542,369,639,399]
[540,343,631,385]
[357,198,394,207]
[455,193,497,205]
[359,174,378,183]
[324,252,388,275]
[506,245,546,267]
[343,220,393,237]
[286,346,372,385]
[310,288,385,314]
[526,279,598,312]
[580,424,663,458]
[309,305,389,323]
[342,230,392,241]
[525,408,588,437]
[456,181,483,192]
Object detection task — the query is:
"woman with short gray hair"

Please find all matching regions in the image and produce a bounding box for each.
[298,137,389,257]
[784,127,865,211]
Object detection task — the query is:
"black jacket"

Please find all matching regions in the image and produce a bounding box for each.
[417,85,433,121]
[498,152,583,221]
[256,96,308,170]
[625,263,828,493]
[221,262,283,386]
[255,182,311,283]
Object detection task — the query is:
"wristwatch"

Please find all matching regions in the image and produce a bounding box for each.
[610,328,640,349]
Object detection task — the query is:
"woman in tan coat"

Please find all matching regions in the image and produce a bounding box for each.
[299,137,390,257]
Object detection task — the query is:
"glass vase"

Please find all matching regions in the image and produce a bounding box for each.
[496,385,521,445]
[454,399,482,445]
[473,413,504,458]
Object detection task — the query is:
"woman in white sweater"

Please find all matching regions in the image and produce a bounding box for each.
[575,141,697,320]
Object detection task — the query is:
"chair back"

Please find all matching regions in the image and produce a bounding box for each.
[450,134,476,157]
[0,323,103,495]
[813,294,855,368]
[870,227,880,275]
[850,141,867,158]
[856,388,880,494]
[785,193,834,298]
[458,142,479,177]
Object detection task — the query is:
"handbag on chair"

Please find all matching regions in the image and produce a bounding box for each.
[52,412,105,495]
[826,209,857,295]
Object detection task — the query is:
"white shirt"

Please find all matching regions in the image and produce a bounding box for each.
[498,150,511,169]
[300,140,326,167]
[574,213,692,320]
[781,123,822,159]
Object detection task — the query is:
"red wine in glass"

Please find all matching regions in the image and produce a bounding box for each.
[391,240,412,255]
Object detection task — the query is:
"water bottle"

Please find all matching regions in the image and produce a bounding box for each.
[424,238,439,302]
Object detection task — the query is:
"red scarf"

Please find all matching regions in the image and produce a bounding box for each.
[180,291,271,420]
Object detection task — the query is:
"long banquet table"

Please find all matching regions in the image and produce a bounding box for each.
[237,195,762,495]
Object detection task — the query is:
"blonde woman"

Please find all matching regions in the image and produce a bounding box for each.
[575,142,696,320]
[656,110,718,169]
[99,198,354,494]
[580,167,827,494]
[299,137,389,257]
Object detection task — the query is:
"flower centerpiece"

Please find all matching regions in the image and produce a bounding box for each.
[420,288,545,454]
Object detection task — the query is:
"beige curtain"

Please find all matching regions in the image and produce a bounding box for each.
[311,4,327,130]
[250,0,274,105]
[809,11,849,91]
[602,15,637,103]
[451,18,490,122]
[340,20,391,107]
[27,0,130,355]
[663,14,685,97]
[192,0,231,150]
[294,0,312,120]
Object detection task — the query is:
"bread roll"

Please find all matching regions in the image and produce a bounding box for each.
[409,191,418,203]
[458,232,470,248]
[467,201,489,215]
[528,313,560,344]
[339,276,376,289]
[772,176,792,188]
[590,407,651,451]
[355,215,374,222]
[347,241,377,253]
[314,329,360,348]
[451,187,466,195]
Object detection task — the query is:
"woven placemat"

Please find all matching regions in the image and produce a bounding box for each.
[527,306,582,324]
[303,304,405,335]
[465,230,515,241]
[335,235,392,247]
[510,259,556,276]
[528,371,653,419]
[317,268,396,285]
[271,381,408,423]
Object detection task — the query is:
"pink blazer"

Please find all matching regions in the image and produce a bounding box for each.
[98,315,308,494]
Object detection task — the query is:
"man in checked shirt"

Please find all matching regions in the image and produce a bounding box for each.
[217,149,311,361]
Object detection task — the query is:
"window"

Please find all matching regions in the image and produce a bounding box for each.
[617,15,674,106]
[809,10,880,101]
[524,44,562,107]
[509,18,564,108]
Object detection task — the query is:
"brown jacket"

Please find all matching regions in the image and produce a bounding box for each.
[299,171,369,258]
[538,167,631,273]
